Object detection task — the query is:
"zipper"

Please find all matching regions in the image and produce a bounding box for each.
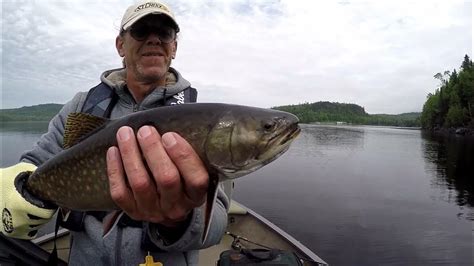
[132,102,140,112]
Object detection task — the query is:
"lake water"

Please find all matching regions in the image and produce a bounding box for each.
[1,122,473,265]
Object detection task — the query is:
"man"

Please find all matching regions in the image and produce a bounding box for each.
[0,1,229,265]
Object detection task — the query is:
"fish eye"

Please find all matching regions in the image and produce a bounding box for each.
[263,120,276,131]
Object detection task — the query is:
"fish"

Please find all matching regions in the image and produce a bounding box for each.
[23,103,300,239]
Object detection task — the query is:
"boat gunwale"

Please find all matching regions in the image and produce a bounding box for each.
[32,228,70,245]
[236,202,328,265]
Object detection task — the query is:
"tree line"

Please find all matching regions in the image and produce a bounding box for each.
[421,54,474,130]
[273,101,420,127]
[0,104,63,121]
[2,101,422,127]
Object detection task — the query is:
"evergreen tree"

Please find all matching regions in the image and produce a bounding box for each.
[461,54,472,71]
[421,54,474,129]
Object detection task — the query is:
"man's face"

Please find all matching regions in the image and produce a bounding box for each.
[116,15,177,84]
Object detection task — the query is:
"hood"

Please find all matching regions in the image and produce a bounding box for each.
[99,67,192,109]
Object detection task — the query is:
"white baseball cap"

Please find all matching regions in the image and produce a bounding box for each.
[120,0,179,32]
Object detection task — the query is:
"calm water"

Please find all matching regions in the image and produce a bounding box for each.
[1,122,473,265]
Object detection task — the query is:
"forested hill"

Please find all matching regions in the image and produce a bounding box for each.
[0,104,63,121]
[273,101,421,127]
[274,102,367,122]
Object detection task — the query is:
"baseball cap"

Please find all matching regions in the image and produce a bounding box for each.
[120,0,179,32]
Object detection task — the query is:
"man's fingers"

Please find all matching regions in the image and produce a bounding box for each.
[116,126,158,216]
[106,146,136,213]
[162,132,209,204]
[110,126,207,224]
[137,126,181,213]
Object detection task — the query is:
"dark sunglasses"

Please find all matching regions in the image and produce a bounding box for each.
[128,24,176,43]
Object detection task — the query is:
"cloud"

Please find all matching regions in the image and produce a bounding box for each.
[1,0,472,114]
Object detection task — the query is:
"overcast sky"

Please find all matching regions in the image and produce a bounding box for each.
[1,0,472,114]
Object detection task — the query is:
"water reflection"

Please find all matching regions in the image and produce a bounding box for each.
[422,132,474,219]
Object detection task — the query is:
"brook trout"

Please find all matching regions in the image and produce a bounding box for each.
[23,103,300,237]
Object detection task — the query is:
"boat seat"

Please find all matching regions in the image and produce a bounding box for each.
[228,201,247,215]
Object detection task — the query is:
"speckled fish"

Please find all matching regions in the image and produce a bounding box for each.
[23,103,300,237]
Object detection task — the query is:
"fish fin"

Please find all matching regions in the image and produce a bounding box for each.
[102,211,124,238]
[202,176,219,243]
[64,112,109,149]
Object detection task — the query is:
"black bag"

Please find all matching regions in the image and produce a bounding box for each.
[217,248,304,265]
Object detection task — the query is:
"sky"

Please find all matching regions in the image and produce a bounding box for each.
[1,0,472,114]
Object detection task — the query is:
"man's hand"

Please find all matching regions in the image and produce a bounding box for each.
[106,125,209,227]
[0,163,56,239]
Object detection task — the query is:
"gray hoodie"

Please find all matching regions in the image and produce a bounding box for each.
[21,68,230,265]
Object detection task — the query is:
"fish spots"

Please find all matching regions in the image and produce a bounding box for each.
[25,104,300,210]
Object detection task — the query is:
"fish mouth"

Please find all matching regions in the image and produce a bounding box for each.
[262,123,299,159]
[253,123,300,169]
[279,124,300,146]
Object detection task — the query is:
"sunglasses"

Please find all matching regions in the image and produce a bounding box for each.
[128,24,176,43]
